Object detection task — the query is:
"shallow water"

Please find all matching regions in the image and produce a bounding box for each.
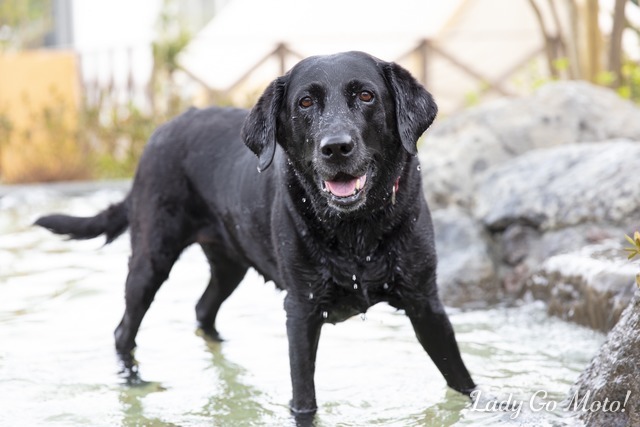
[0,183,605,426]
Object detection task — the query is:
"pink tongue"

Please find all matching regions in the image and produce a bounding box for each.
[325,175,366,197]
[325,179,357,197]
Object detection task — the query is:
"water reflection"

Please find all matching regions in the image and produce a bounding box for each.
[197,337,276,424]
[0,184,605,426]
[409,389,467,426]
[119,382,174,427]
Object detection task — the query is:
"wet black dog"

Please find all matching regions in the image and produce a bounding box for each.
[36,51,476,415]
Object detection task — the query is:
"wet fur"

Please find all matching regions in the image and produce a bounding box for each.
[36,51,476,416]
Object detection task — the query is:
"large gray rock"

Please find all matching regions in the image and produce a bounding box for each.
[420,81,640,209]
[475,141,640,303]
[432,206,498,307]
[497,223,630,298]
[569,291,640,426]
[527,243,637,331]
[418,82,640,317]
[475,140,640,232]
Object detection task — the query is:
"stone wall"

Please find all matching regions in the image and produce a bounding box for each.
[422,82,640,331]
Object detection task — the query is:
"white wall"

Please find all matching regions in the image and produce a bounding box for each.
[71,0,161,106]
[72,0,161,51]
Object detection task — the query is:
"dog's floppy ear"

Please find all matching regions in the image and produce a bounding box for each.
[383,62,437,156]
[241,76,287,172]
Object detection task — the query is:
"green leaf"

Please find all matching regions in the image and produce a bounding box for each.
[625,234,636,246]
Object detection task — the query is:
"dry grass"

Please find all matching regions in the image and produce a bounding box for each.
[1,135,90,184]
[0,97,91,184]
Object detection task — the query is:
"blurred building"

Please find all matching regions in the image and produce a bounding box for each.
[0,0,222,182]
[179,0,545,113]
[2,0,640,115]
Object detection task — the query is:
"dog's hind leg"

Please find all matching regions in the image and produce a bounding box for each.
[195,243,247,341]
[114,210,189,379]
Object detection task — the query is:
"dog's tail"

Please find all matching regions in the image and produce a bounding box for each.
[34,198,129,244]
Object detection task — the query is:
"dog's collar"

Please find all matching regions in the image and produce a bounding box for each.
[391,177,400,205]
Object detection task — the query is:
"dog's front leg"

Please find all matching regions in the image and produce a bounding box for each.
[406,295,477,396]
[284,293,323,415]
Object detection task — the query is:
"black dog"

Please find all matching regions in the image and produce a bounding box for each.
[36,51,476,415]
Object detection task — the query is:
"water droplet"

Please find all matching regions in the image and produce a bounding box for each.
[352,274,357,281]
[353,283,358,290]
[322,311,328,319]
[309,292,314,300]
[360,313,367,321]
[417,165,421,171]
[302,197,307,203]
[365,255,371,262]
[383,283,389,290]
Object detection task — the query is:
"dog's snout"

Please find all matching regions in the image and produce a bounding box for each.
[320,134,354,160]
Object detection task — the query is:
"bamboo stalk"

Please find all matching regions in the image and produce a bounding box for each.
[608,0,627,87]
[585,0,601,82]
[527,0,559,78]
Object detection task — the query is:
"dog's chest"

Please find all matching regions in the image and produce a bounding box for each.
[327,254,394,291]
[314,252,401,323]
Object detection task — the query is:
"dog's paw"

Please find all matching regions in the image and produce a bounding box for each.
[289,400,317,426]
[289,400,317,414]
[196,326,224,342]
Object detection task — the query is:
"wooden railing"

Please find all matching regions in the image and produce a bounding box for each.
[78,39,547,113]
[187,39,547,111]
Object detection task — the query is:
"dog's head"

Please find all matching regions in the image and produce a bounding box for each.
[242,51,437,214]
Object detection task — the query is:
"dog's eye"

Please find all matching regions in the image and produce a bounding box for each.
[299,96,314,109]
[358,91,374,102]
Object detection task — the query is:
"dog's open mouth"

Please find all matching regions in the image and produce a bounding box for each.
[321,172,368,208]
[324,173,367,197]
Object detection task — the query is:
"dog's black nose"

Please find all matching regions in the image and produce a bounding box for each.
[320,134,354,160]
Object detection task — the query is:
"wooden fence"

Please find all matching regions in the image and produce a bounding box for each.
[77,38,548,114]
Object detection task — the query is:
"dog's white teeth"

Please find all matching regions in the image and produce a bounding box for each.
[355,177,361,191]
